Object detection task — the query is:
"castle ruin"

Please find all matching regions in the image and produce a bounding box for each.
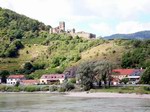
[50,21,96,39]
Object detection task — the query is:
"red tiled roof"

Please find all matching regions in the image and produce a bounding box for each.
[8,75,25,79]
[21,80,39,84]
[112,69,135,76]
[41,74,65,80]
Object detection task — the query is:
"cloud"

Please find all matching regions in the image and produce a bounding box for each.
[84,0,150,20]
[0,0,150,36]
[0,0,72,26]
[116,21,150,34]
[89,23,113,36]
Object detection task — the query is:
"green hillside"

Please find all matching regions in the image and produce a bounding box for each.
[0,7,50,57]
[0,7,109,78]
[0,7,149,79]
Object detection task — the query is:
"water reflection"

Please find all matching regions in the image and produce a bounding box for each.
[0,93,150,112]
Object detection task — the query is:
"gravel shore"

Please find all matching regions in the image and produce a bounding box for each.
[65,92,150,99]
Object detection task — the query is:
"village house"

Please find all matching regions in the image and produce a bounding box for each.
[7,75,25,85]
[127,69,144,84]
[20,80,39,85]
[111,69,143,85]
[40,74,65,84]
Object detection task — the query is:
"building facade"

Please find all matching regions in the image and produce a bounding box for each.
[20,80,39,85]
[111,69,144,85]
[7,75,25,85]
[40,74,65,84]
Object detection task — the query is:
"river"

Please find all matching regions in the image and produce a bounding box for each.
[0,93,150,112]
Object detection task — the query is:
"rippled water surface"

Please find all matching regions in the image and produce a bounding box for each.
[0,93,150,112]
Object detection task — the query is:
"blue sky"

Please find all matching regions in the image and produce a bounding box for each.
[0,0,150,37]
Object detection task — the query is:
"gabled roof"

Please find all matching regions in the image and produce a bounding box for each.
[112,69,136,76]
[8,75,25,79]
[40,74,65,80]
[21,80,39,84]
[112,69,144,76]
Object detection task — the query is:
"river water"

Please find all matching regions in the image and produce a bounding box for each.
[0,93,150,112]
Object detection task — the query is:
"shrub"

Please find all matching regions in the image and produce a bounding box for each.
[68,78,76,84]
[0,85,6,91]
[49,85,58,92]
[5,86,14,92]
[24,86,40,92]
[58,86,66,92]
[62,82,75,91]
[143,86,150,91]
[41,86,49,91]
[13,87,20,92]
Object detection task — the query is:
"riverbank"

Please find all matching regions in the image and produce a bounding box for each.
[65,92,150,99]
[1,91,150,99]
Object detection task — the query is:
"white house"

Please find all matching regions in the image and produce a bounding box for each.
[7,75,25,85]
[40,74,65,84]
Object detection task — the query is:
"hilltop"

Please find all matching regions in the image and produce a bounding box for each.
[104,30,150,40]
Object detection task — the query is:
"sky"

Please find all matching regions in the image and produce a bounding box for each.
[0,0,150,37]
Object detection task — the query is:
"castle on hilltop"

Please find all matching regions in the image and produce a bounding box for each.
[49,21,96,39]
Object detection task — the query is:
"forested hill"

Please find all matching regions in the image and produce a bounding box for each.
[104,30,150,40]
[0,7,50,38]
[0,7,50,57]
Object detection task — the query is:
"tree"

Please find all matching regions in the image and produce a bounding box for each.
[76,60,113,90]
[12,39,24,49]
[93,60,113,88]
[76,61,95,90]
[4,45,17,57]
[0,70,10,83]
[140,67,150,84]
[22,62,35,75]
[120,78,129,84]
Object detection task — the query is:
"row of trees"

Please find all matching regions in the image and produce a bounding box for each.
[76,60,113,90]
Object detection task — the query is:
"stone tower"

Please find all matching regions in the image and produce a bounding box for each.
[59,21,65,32]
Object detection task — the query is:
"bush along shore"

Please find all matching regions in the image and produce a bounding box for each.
[1,84,150,94]
[0,81,75,92]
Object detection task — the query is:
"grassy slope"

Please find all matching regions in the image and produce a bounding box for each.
[0,40,127,71]
[0,44,48,71]
[77,40,126,66]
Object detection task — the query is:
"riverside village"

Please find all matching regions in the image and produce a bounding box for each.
[1,1,150,112]
[0,22,149,93]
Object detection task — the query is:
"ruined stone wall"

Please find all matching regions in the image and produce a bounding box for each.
[71,31,96,39]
